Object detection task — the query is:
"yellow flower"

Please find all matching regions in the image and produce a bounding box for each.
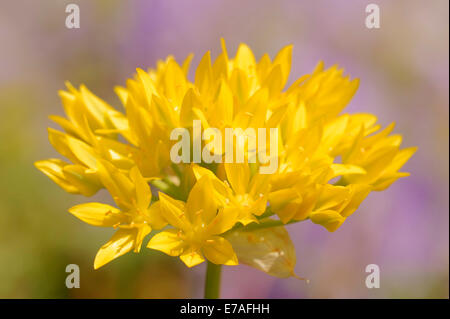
[192,163,270,226]
[34,82,136,196]
[35,39,416,275]
[147,175,238,267]
[69,161,166,269]
[338,122,417,191]
[54,82,127,145]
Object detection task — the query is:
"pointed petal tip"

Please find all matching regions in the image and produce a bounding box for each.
[291,271,309,282]
[93,257,104,270]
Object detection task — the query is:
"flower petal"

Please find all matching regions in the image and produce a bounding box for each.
[329,164,366,179]
[185,176,219,225]
[97,159,135,210]
[147,229,186,257]
[158,192,190,231]
[69,202,123,227]
[340,184,371,217]
[309,209,346,232]
[195,51,213,97]
[180,249,205,267]
[94,228,137,269]
[62,164,101,196]
[235,43,256,72]
[146,201,168,230]
[224,163,249,195]
[273,44,293,89]
[203,236,238,266]
[205,207,238,236]
[34,159,79,194]
[130,166,151,211]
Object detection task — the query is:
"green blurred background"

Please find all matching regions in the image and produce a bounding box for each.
[0,0,448,298]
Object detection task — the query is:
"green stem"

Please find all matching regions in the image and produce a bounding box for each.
[224,216,309,235]
[151,180,172,193]
[204,261,222,299]
[151,179,185,200]
[171,163,183,178]
[257,207,275,220]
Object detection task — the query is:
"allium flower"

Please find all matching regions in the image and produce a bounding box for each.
[35,39,416,297]
[148,175,239,268]
[69,161,167,269]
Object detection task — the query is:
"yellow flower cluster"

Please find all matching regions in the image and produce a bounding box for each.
[35,40,415,275]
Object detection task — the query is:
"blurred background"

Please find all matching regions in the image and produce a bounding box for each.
[0,0,448,298]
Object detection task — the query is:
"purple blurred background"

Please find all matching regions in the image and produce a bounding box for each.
[0,0,448,298]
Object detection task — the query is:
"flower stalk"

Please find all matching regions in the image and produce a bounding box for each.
[204,261,222,299]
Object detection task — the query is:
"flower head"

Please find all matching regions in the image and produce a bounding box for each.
[35,39,416,273]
